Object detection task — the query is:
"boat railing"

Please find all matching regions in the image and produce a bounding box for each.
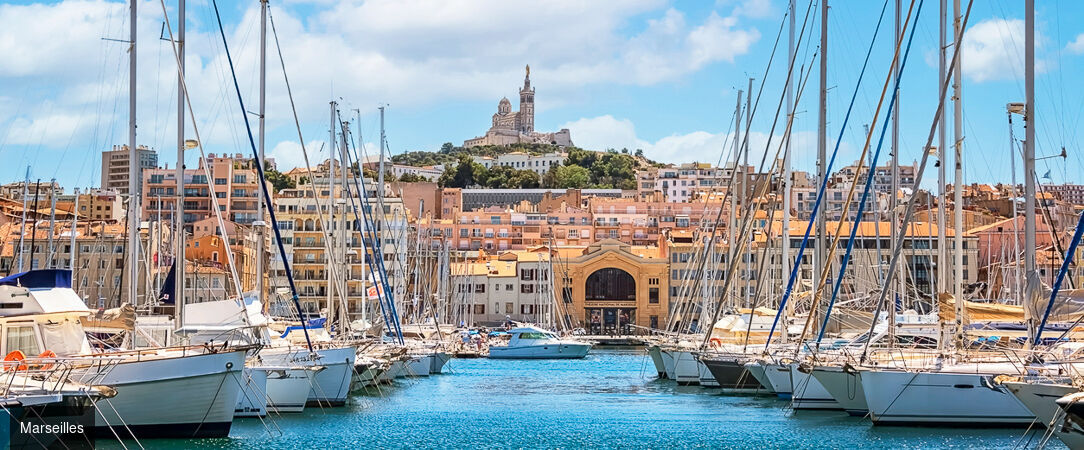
[0,356,120,396]
[90,342,259,361]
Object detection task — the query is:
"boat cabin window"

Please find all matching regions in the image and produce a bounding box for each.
[5,325,41,356]
[896,334,937,349]
[518,332,553,340]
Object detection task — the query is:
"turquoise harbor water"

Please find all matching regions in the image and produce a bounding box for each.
[134,350,1039,449]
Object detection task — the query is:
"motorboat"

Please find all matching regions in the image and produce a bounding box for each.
[487,326,591,359]
[0,269,248,439]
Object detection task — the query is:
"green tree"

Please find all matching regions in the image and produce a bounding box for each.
[263,168,295,192]
[362,166,378,180]
[552,165,590,188]
[508,169,541,188]
[438,155,488,188]
[398,173,428,183]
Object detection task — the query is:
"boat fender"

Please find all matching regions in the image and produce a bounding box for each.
[33,350,56,370]
[3,350,27,372]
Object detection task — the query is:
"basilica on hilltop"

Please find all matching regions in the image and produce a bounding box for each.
[463,65,573,148]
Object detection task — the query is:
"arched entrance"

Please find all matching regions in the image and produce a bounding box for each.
[584,268,636,334]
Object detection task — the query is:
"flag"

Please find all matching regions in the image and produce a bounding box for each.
[1042,170,1052,180]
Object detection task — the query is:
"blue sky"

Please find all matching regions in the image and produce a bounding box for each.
[0,0,1083,191]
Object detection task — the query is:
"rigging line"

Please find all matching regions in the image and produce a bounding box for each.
[764,0,891,349]
[859,0,975,363]
[207,0,312,350]
[680,0,814,340]
[154,4,246,304]
[816,0,923,344]
[702,42,819,350]
[342,138,405,343]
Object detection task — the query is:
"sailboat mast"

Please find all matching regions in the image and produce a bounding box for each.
[47,179,56,266]
[339,121,350,329]
[951,0,964,300]
[175,0,186,328]
[730,90,741,312]
[888,0,906,318]
[328,101,337,325]
[780,0,794,343]
[936,0,947,297]
[70,188,78,271]
[744,76,752,310]
[256,0,267,305]
[127,0,139,308]
[355,109,368,327]
[815,0,827,329]
[1023,0,1037,341]
[16,167,28,274]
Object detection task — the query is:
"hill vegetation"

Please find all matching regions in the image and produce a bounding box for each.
[395,142,654,190]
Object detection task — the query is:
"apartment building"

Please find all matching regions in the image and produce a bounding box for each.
[101,145,159,195]
[55,189,123,222]
[269,175,408,316]
[418,196,728,252]
[141,153,265,230]
[0,221,167,308]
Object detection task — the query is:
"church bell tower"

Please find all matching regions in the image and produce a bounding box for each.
[518,64,535,133]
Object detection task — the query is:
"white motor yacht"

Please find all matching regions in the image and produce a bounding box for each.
[487,327,591,359]
[0,270,248,439]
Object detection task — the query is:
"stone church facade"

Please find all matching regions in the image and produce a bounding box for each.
[463,65,573,148]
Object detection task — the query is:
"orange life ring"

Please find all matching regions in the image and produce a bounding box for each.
[34,350,56,370]
[709,338,723,348]
[4,350,27,372]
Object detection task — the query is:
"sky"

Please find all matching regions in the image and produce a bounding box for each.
[1,0,1083,192]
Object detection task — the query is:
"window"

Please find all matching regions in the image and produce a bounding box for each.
[473,304,485,315]
[521,284,535,294]
[5,326,40,356]
[233,175,247,184]
[649,287,659,304]
[474,283,486,293]
[215,178,227,185]
[585,268,636,300]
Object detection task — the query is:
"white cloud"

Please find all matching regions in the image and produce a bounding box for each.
[561,114,823,170]
[1067,33,1084,54]
[960,18,1040,83]
[0,0,764,179]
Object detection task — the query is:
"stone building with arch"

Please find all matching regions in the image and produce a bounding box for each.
[553,239,670,333]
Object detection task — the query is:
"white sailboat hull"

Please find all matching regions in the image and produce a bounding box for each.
[263,368,312,413]
[235,367,269,418]
[672,351,701,385]
[810,366,866,415]
[647,346,667,378]
[1002,381,1075,426]
[762,362,794,398]
[75,350,247,439]
[406,354,432,376]
[430,351,451,374]
[861,368,1034,425]
[791,365,841,410]
[744,361,776,394]
[261,346,356,406]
